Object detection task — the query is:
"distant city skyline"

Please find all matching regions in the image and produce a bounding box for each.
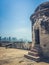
[0,0,49,41]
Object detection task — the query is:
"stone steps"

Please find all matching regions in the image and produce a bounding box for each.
[28,51,39,57]
[31,49,39,52]
[24,45,42,62]
[24,54,40,61]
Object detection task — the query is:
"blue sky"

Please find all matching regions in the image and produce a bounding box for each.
[0,0,49,41]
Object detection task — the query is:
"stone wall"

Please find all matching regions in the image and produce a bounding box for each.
[40,27,49,57]
[32,17,49,57]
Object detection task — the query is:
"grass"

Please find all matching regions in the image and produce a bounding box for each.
[0,47,49,65]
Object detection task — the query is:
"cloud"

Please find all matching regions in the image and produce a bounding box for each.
[15,27,32,40]
[16,28,27,33]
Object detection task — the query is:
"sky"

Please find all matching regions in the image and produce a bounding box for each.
[0,0,49,41]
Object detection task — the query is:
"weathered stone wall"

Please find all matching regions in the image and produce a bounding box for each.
[40,27,49,57]
[32,17,49,57]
